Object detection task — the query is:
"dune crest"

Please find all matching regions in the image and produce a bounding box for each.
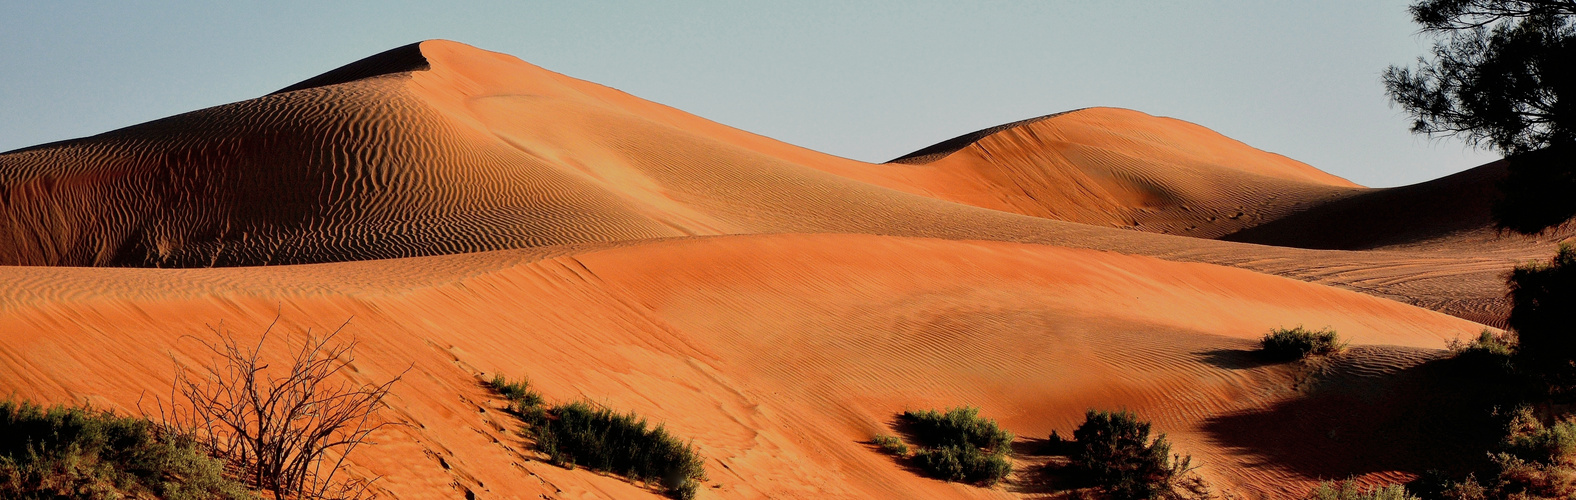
[874,107,1364,237]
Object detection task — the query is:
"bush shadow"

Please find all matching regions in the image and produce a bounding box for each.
[1195,348,1284,370]
[1200,346,1528,481]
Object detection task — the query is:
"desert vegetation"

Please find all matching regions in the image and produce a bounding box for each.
[0,399,254,499]
[1063,409,1202,499]
[1306,480,1418,500]
[891,407,1014,486]
[1447,330,1517,370]
[871,434,909,456]
[487,375,706,499]
[1260,326,1345,360]
[158,320,403,500]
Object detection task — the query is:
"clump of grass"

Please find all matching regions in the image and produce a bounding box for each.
[488,374,544,411]
[872,434,909,456]
[1305,480,1418,500]
[486,375,705,500]
[1260,326,1345,360]
[897,407,1012,486]
[0,399,254,500]
[535,402,705,499]
[1070,409,1195,499]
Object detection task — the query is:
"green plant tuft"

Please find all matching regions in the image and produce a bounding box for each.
[486,375,704,499]
[1261,326,1345,360]
[872,434,909,456]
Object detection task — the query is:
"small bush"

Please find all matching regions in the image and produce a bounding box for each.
[486,376,705,499]
[1261,326,1344,360]
[1305,480,1418,500]
[896,407,1013,486]
[1442,452,1576,498]
[872,434,909,456]
[1488,452,1576,498]
[1071,409,1193,499]
[165,321,401,499]
[1502,407,1576,465]
[1449,330,1518,360]
[912,444,1012,485]
[0,399,254,500]
[534,401,706,499]
[900,407,1013,452]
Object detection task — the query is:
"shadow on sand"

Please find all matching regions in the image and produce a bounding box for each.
[1200,346,1526,481]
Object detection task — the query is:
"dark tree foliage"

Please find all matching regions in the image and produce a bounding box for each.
[1384,0,1576,233]
[1508,244,1576,385]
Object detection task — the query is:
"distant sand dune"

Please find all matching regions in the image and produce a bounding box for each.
[881,107,1362,238]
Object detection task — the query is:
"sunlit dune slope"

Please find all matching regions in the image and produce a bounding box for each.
[0,40,1362,268]
[0,234,1486,499]
[874,107,1363,237]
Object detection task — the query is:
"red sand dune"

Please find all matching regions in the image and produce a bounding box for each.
[0,234,1487,498]
[1,40,1573,498]
[876,107,1362,237]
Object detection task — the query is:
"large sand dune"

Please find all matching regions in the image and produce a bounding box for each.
[1,40,1572,498]
[0,234,1488,498]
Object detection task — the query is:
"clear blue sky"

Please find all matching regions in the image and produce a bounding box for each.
[1,1,1497,187]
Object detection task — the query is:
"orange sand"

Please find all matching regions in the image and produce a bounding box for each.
[1,40,1572,498]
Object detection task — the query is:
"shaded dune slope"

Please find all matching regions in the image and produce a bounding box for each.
[271,41,431,95]
[1223,159,1576,250]
[0,234,1488,498]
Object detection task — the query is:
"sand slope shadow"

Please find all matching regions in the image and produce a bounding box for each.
[1201,346,1522,481]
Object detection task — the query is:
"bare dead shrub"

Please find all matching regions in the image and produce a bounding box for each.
[157,318,404,500]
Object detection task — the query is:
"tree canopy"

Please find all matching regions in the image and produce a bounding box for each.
[1384,0,1576,233]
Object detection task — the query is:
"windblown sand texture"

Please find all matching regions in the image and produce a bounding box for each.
[2,40,1573,498]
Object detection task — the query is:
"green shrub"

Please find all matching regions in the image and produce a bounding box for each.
[911,444,1012,485]
[899,407,1013,453]
[1502,407,1576,465]
[0,399,254,500]
[1305,480,1418,500]
[1449,330,1518,360]
[897,407,1013,486]
[1261,326,1344,360]
[872,434,909,456]
[1071,409,1192,499]
[486,376,705,499]
[534,401,705,499]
